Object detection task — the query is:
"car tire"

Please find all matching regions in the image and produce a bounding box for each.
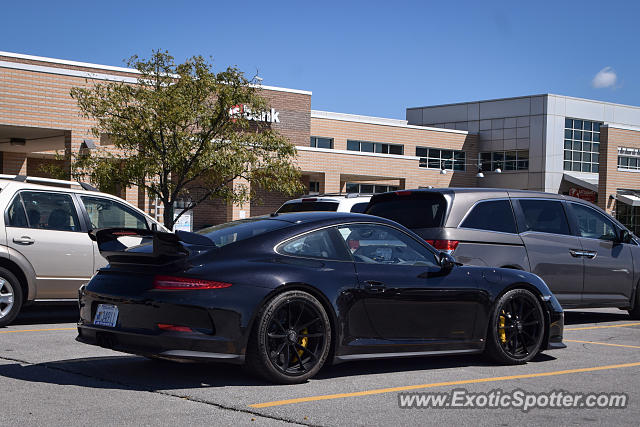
[246,290,331,384]
[484,288,545,365]
[0,267,23,328]
[628,286,640,320]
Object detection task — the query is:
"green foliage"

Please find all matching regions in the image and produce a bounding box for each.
[70,50,303,229]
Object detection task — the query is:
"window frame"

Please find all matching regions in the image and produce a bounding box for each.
[346,140,404,156]
[512,198,573,236]
[4,190,87,233]
[79,195,150,231]
[566,201,620,242]
[274,225,353,262]
[417,147,466,171]
[563,118,602,173]
[310,136,334,149]
[458,198,518,234]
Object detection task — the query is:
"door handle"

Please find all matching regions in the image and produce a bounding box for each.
[363,280,386,292]
[582,251,597,259]
[13,236,35,245]
[569,249,583,258]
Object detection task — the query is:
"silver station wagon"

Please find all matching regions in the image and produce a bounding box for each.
[366,188,640,317]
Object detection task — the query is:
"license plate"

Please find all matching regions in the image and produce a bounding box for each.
[94,304,119,327]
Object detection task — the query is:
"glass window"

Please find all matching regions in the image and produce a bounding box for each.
[418,146,465,171]
[337,224,438,267]
[517,199,570,235]
[310,136,333,149]
[360,184,374,193]
[81,196,148,230]
[460,200,517,233]
[350,202,369,213]
[361,142,374,152]
[6,195,28,228]
[278,229,343,260]
[16,191,81,232]
[570,203,617,241]
[388,144,403,155]
[365,192,447,229]
[565,118,573,128]
[564,118,602,172]
[277,201,339,213]
[347,140,360,151]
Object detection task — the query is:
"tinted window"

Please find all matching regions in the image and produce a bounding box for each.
[81,196,148,230]
[460,200,516,233]
[570,203,617,241]
[337,224,438,267]
[13,191,81,231]
[199,218,290,248]
[365,193,447,229]
[278,229,343,260]
[6,195,28,227]
[350,202,369,213]
[277,201,339,213]
[517,199,570,235]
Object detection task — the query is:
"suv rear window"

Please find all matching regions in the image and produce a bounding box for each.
[277,201,339,213]
[460,200,517,233]
[198,218,291,247]
[365,192,447,229]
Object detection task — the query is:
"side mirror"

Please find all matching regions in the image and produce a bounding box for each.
[438,251,457,272]
[617,229,632,244]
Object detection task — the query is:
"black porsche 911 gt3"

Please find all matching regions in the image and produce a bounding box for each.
[77,212,565,384]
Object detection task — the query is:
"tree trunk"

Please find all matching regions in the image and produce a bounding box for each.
[163,200,174,231]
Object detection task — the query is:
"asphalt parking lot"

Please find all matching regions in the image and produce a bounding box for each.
[1,306,639,426]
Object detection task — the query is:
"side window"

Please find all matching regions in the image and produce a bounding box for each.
[81,196,149,230]
[337,223,438,267]
[17,191,80,231]
[517,199,570,235]
[349,202,369,213]
[278,229,344,260]
[460,200,517,233]
[570,203,617,241]
[6,195,28,227]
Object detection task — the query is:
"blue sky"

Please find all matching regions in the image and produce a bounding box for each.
[2,0,638,119]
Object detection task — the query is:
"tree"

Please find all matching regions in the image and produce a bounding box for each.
[69,50,303,230]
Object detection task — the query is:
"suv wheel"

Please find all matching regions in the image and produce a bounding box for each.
[0,267,23,327]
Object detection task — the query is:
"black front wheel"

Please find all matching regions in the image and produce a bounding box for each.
[485,288,545,364]
[246,290,331,384]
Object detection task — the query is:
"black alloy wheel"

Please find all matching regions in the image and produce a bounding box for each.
[485,288,545,364]
[246,290,331,384]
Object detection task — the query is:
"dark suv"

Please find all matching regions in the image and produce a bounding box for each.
[365,188,640,316]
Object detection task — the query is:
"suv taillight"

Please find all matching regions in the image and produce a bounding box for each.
[425,239,459,254]
[153,275,232,290]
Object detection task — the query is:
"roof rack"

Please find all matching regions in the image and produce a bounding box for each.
[299,192,374,198]
[0,174,98,191]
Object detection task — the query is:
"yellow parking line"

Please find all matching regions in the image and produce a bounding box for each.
[249,361,640,408]
[565,339,640,349]
[565,322,640,331]
[0,327,76,334]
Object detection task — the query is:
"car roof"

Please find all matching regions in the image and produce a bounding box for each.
[282,194,372,203]
[268,211,397,227]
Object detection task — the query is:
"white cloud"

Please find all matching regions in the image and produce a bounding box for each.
[592,67,617,89]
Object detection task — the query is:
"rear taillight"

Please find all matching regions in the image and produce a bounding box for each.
[153,275,232,290]
[157,323,193,332]
[425,239,459,253]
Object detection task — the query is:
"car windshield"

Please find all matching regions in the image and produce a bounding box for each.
[277,201,339,213]
[365,192,447,229]
[197,218,291,248]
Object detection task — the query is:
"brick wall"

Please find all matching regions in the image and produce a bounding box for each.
[598,126,640,214]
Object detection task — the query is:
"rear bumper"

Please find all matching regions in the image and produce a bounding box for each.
[76,326,245,363]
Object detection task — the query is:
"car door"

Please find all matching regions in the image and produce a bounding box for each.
[336,223,479,344]
[566,202,634,306]
[512,198,583,307]
[78,195,151,270]
[5,190,93,299]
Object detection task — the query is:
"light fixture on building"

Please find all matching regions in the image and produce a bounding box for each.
[494,167,502,174]
[476,168,485,178]
[440,162,447,175]
[9,137,26,146]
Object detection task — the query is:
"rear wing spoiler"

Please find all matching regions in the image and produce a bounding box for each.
[89,228,214,265]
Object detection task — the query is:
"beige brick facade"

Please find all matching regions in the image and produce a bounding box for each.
[598,126,640,215]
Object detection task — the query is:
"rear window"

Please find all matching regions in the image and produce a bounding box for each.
[197,218,290,247]
[460,200,517,233]
[277,201,339,213]
[365,193,447,229]
[349,202,369,213]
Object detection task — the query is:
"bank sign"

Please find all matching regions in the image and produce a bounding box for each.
[229,104,280,123]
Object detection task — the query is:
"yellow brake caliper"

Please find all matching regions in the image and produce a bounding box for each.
[498,311,507,343]
[292,328,309,362]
